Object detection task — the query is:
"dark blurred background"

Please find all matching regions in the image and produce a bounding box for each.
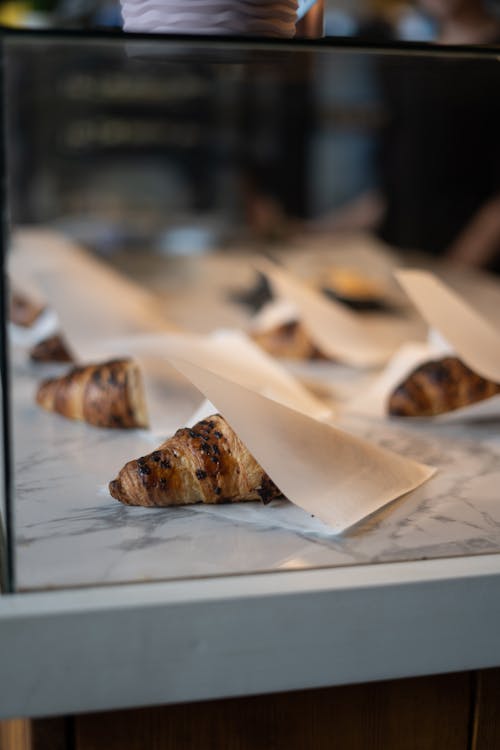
[3,0,500,271]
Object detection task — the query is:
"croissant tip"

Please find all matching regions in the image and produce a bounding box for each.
[109,478,122,501]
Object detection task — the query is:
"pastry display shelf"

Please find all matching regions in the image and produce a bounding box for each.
[1,554,500,720]
[2,231,500,719]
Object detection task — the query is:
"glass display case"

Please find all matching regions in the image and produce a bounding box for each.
[2,29,500,600]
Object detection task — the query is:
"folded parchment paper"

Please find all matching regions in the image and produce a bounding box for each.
[256,257,420,367]
[396,270,500,384]
[92,329,332,423]
[166,356,435,533]
[346,270,500,422]
[9,229,177,356]
[9,231,331,431]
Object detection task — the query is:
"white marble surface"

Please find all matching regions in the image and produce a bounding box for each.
[10,230,500,592]
[11,347,500,592]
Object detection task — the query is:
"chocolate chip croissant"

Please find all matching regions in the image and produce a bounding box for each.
[30,333,74,364]
[109,414,283,507]
[36,358,149,428]
[388,356,500,417]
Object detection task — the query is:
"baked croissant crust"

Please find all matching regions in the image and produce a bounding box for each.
[9,290,45,327]
[36,358,149,428]
[109,414,283,507]
[251,320,328,361]
[30,333,74,364]
[388,356,500,417]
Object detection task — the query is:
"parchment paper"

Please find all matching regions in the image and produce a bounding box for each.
[9,231,331,430]
[256,257,418,367]
[90,328,332,422]
[166,356,435,533]
[396,270,500,383]
[9,228,178,358]
[346,270,500,422]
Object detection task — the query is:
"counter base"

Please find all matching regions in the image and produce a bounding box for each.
[3,669,500,750]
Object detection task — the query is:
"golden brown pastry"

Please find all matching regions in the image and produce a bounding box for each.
[388,356,500,417]
[30,333,74,364]
[36,358,148,428]
[9,290,45,327]
[251,320,328,361]
[109,414,283,507]
[323,267,383,302]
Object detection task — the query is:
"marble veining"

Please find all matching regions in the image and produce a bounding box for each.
[10,350,500,592]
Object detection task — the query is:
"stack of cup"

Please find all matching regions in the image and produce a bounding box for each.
[120,0,300,37]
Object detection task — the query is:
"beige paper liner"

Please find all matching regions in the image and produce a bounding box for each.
[9,229,185,433]
[396,270,500,383]
[249,298,298,333]
[91,329,332,422]
[9,228,177,360]
[347,269,500,422]
[9,230,333,432]
[166,356,435,533]
[256,257,417,367]
[343,340,500,422]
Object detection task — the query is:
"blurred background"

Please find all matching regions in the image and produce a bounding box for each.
[2,0,500,272]
[0,0,440,39]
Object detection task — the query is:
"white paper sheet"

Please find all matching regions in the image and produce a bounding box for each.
[91,329,332,422]
[166,356,435,533]
[249,298,298,333]
[396,270,500,383]
[9,230,333,434]
[256,257,417,367]
[9,228,178,360]
[346,270,500,422]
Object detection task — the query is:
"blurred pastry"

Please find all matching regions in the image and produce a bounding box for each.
[109,413,282,507]
[388,356,500,416]
[251,320,328,361]
[30,333,74,364]
[9,290,45,328]
[36,358,148,428]
[321,267,387,311]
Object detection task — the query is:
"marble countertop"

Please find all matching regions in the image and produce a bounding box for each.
[12,351,500,592]
[9,230,500,592]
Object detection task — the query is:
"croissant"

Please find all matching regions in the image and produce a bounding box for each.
[109,414,283,507]
[9,290,45,328]
[251,320,328,361]
[30,333,74,364]
[388,356,500,417]
[36,358,149,428]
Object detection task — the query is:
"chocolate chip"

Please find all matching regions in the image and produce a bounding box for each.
[108,370,119,386]
[151,451,161,462]
[138,464,151,476]
[215,487,221,496]
[159,477,167,487]
[160,460,171,469]
[196,470,207,479]
[214,431,222,439]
